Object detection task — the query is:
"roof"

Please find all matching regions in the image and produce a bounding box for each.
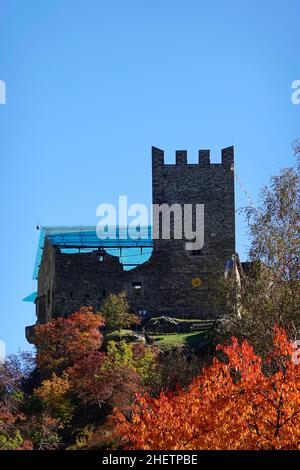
[33,226,153,280]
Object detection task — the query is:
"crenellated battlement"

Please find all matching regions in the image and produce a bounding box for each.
[152,146,234,168]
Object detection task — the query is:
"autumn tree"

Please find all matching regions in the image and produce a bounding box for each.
[68,341,156,413]
[105,341,157,386]
[209,145,300,356]
[0,312,157,450]
[68,351,108,411]
[68,350,141,413]
[22,414,61,450]
[116,326,300,450]
[0,352,34,450]
[34,373,74,426]
[101,292,139,339]
[67,344,152,449]
[34,307,104,372]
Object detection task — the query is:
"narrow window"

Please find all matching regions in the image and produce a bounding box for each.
[132,281,142,296]
[38,295,47,323]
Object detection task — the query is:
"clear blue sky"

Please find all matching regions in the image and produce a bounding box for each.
[0,0,299,354]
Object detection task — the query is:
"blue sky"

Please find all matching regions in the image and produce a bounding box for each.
[0,0,299,353]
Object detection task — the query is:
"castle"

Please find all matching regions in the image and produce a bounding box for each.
[25,146,235,342]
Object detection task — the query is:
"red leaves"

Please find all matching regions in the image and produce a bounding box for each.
[217,337,263,387]
[31,310,145,447]
[272,324,294,357]
[68,350,141,412]
[116,325,300,450]
[35,308,104,372]
[68,351,107,406]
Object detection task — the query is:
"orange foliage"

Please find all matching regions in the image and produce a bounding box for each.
[116,325,300,450]
[34,308,104,372]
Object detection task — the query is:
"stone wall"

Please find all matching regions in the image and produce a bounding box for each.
[53,249,125,317]
[36,238,56,323]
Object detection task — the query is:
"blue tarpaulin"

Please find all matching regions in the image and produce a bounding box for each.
[33,226,153,279]
[22,291,37,303]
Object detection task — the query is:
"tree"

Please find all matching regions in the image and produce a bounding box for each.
[34,373,74,426]
[34,308,104,372]
[294,139,300,156]
[68,351,107,411]
[150,349,209,393]
[22,414,61,450]
[1,314,157,450]
[209,146,300,356]
[0,352,34,450]
[116,325,300,450]
[68,350,141,413]
[104,341,157,387]
[101,292,140,339]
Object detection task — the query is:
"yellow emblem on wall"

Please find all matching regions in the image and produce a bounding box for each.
[192,277,202,287]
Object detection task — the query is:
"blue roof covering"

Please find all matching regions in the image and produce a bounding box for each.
[22,291,37,302]
[33,226,153,279]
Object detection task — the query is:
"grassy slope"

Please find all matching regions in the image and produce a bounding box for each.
[106,320,210,349]
[153,331,206,348]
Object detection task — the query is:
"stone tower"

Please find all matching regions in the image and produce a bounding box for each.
[147,146,235,317]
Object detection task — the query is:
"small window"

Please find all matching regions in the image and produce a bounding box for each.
[99,255,104,262]
[70,291,73,299]
[102,290,106,299]
[38,295,46,323]
[132,281,142,296]
[132,281,142,289]
[84,294,90,300]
